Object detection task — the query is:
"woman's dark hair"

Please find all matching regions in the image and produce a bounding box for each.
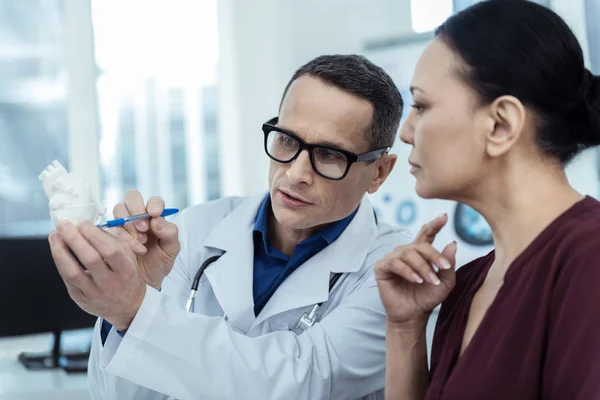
[435,0,600,164]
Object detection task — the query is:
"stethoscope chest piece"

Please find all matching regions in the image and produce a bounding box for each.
[294,304,320,332]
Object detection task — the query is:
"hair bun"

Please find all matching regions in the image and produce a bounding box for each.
[579,70,600,145]
[583,69,600,106]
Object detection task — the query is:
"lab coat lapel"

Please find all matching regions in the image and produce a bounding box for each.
[201,195,265,333]
[251,196,378,328]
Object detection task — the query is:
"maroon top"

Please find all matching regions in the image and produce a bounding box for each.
[426,196,600,400]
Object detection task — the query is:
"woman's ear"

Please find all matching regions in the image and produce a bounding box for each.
[485,95,526,158]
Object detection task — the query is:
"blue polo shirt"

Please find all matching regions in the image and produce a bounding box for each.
[101,196,357,344]
[252,195,357,316]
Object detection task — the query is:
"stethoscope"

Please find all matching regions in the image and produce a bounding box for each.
[185,253,343,332]
[185,210,377,332]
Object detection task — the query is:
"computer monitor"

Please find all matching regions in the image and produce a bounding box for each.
[0,236,97,371]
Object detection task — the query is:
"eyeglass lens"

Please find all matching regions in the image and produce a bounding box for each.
[266,130,348,179]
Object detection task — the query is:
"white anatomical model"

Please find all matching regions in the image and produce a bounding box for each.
[39,160,106,227]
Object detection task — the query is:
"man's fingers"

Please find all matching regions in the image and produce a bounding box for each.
[415,213,448,244]
[57,222,111,282]
[49,231,99,296]
[146,196,165,218]
[124,190,149,232]
[106,226,147,254]
[131,243,147,255]
[78,222,139,273]
[108,225,136,242]
[113,202,140,239]
[150,217,180,259]
[112,202,131,219]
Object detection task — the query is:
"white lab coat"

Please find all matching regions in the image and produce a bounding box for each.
[88,194,412,400]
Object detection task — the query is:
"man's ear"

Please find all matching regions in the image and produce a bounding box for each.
[485,95,526,158]
[367,154,397,194]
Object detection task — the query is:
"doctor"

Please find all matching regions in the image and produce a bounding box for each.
[49,54,410,400]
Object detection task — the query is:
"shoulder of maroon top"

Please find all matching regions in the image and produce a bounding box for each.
[547,202,600,313]
[437,251,495,316]
[555,199,600,248]
[547,200,600,280]
[455,250,495,281]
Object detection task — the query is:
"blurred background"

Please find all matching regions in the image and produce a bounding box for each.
[0,0,597,398]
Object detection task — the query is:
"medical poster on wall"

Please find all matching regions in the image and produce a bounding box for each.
[364,33,599,268]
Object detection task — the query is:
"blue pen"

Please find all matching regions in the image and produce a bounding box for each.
[96,208,180,229]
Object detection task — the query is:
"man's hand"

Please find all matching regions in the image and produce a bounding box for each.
[49,221,147,332]
[110,190,181,290]
[375,214,457,326]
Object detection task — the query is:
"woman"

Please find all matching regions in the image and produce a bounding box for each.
[375,1,600,399]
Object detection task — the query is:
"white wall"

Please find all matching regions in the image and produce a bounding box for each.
[217,0,413,196]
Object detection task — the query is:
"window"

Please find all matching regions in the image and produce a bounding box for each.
[412,0,551,34]
[410,0,453,33]
[586,0,600,74]
[585,0,600,198]
[454,0,550,12]
[0,0,68,236]
[91,0,220,211]
[202,85,221,201]
[452,0,480,13]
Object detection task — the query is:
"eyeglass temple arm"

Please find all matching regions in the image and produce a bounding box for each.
[356,147,390,162]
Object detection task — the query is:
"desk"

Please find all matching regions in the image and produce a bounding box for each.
[0,333,90,400]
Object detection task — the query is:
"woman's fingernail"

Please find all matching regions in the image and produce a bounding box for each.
[412,273,424,284]
[134,243,146,253]
[439,258,451,270]
[429,273,441,285]
[156,218,164,231]
[57,223,69,233]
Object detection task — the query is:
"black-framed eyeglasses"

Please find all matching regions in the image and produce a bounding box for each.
[262,117,390,180]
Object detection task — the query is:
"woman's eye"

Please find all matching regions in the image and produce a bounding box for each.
[411,104,425,115]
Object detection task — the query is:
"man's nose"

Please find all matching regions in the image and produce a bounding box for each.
[286,150,314,185]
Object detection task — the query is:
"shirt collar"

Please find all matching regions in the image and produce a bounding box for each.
[252,194,359,250]
[316,206,358,244]
[253,195,272,255]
